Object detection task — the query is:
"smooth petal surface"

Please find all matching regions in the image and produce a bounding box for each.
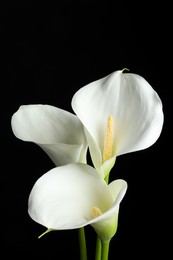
[11,105,88,165]
[28,163,127,234]
[72,70,164,175]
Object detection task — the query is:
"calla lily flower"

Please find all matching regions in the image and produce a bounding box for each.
[11,105,88,166]
[28,163,127,242]
[72,70,164,178]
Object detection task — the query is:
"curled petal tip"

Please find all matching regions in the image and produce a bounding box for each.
[122,68,130,73]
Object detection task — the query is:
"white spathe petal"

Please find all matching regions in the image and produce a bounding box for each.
[85,179,127,241]
[11,104,88,165]
[72,71,122,151]
[115,72,164,155]
[11,104,85,144]
[39,143,86,166]
[28,163,114,230]
[88,179,127,225]
[72,70,164,159]
[108,179,128,203]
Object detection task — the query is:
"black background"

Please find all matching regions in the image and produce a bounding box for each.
[2,1,171,259]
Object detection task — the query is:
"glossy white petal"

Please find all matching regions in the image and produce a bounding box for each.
[72,70,164,175]
[28,163,127,237]
[11,105,88,165]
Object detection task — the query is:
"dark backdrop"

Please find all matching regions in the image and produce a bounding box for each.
[2,1,170,259]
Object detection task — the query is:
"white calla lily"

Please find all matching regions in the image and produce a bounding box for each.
[11,105,88,165]
[28,163,127,241]
[72,70,164,178]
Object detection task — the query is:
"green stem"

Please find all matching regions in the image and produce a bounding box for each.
[78,227,88,260]
[95,236,102,260]
[101,240,110,260]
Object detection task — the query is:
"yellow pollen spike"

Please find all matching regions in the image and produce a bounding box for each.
[92,207,102,218]
[103,115,114,163]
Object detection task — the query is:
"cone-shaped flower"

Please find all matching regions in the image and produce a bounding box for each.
[11,105,88,166]
[72,70,164,178]
[28,163,127,242]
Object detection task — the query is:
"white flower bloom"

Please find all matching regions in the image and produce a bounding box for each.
[72,70,164,178]
[28,163,127,241]
[11,105,88,166]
